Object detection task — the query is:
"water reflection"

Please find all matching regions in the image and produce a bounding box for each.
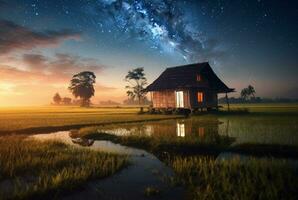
[71,138,94,147]
[176,123,185,137]
[96,115,298,146]
[97,118,222,143]
[31,131,149,155]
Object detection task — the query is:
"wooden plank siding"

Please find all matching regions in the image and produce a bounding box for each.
[190,89,218,108]
[152,90,191,108]
[152,89,218,109]
[152,90,175,108]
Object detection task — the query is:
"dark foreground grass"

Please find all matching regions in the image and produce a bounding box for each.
[0,136,128,200]
[167,156,298,200]
[74,128,298,200]
[229,143,298,158]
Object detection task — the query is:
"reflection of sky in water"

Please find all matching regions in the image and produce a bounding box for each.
[31,131,148,156]
[96,116,298,146]
[32,115,298,149]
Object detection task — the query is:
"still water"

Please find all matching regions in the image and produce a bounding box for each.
[95,115,298,146]
[30,115,297,198]
[31,131,185,200]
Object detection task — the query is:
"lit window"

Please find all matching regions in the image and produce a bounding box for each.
[197,92,203,103]
[196,74,202,81]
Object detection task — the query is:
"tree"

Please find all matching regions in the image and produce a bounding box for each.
[125,67,147,112]
[62,97,72,105]
[247,85,256,98]
[53,93,62,105]
[68,71,96,107]
[241,85,256,101]
[240,88,249,100]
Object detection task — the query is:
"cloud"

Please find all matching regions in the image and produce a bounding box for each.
[0,52,115,105]
[0,19,81,55]
[0,53,106,85]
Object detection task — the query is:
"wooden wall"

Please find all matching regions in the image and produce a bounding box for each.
[151,89,217,109]
[189,89,218,108]
[152,90,175,108]
[152,90,190,108]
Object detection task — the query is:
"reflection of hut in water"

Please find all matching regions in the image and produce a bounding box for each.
[71,138,94,147]
[147,119,220,140]
[177,123,185,137]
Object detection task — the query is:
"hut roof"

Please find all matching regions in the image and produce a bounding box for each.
[146,62,234,93]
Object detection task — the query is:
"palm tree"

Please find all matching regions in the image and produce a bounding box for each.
[241,85,256,101]
[247,85,256,98]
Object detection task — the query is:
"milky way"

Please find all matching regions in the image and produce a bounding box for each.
[82,0,222,63]
[0,0,298,100]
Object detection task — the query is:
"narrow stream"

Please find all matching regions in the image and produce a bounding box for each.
[31,131,185,200]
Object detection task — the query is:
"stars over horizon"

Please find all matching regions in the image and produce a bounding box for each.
[0,0,297,106]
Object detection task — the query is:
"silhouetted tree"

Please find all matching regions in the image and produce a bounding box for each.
[68,71,96,107]
[247,85,256,98]
[125,67,147,112]
[240,88,249,100]
[62,97,72,105]
[53,93,62,105]
[241,85,256,100]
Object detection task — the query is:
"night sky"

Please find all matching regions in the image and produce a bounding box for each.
[0,0,297,106]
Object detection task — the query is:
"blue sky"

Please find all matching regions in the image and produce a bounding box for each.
[0,0,297,105]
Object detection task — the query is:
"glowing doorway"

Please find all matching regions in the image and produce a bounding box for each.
[175,91,184,108]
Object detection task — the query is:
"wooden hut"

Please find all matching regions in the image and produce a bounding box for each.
[146,62,234,111]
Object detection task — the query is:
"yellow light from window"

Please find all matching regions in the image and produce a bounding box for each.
[197,92,203,102]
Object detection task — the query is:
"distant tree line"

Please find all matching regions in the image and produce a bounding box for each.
[52,93,72,105]
[99,100,120,106]
[51,67,151,108]
[219,85,298,104]
[219,96,298,104]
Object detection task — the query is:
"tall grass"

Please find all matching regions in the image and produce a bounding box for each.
[168,156,298,200]
[0,136,128,199]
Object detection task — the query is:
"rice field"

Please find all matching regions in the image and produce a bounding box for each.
[0,136,128,200]
[0,103,297,199]
[168,156,298,200]
[0,106,181,133]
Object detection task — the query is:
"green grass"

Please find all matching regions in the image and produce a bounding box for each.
[167,156,298,200]
[0,136,128,200]
[0,106,182,134]
[220,103,298,113]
